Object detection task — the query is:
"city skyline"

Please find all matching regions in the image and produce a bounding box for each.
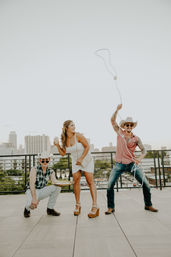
[0,129,169,150]
[0,131,167,155]
[25,134,51,154]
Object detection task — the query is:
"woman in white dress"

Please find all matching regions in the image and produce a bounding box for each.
[54,120,99,218]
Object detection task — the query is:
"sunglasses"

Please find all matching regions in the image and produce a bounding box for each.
[41,159,49,164]
[125,124,133,128]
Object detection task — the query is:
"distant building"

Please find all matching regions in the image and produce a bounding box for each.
[94,148,100,152]
[90,144,95,152]
[25,134,51,154]
[9,131,17,149]
[0,143,16,155]
[144,144,152,151]
[17,144,25,154]
[161,146,167,150]
[51,145,59,154]
[101,142,116,152]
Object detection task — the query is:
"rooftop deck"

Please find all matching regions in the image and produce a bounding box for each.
[0,188,171,257]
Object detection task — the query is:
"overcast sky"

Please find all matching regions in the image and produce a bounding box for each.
[0,0,171,150]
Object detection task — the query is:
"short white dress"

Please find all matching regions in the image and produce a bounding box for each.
[66,134,94,174]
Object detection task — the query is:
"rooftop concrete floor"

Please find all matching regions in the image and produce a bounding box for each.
[0,188,171,257]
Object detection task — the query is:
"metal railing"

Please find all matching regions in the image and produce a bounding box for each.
[0,150,171,194]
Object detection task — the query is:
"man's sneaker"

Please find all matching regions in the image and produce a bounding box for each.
[145,206,158,212]
[24,208,31,218]
[47,208,61,216]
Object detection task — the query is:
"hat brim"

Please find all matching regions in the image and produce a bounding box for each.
[120,122,137,129]
[38,153,52,159]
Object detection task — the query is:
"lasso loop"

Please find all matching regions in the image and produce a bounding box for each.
[95,48,123,119]
[95,49,146,187]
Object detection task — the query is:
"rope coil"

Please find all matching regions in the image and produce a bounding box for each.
[94,48,122,105]
[95,48,145,188]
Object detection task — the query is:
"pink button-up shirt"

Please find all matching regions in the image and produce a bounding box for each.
[115,129,139,164]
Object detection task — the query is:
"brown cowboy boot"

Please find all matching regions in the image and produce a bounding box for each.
[145,206,158,212]
[105,208,115,215]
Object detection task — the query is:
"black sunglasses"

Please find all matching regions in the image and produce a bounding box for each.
[125,124,133,128]
[41,159,49,164]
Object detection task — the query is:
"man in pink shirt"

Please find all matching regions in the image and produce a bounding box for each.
[105,104,158,214]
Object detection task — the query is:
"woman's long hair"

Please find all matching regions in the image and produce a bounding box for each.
[61,120,73,150]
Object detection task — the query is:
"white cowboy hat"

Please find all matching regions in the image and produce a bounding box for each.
[119,117,137,129]
[38,151,52,159]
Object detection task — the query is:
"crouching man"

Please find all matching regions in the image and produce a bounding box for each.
[24,151,61,218]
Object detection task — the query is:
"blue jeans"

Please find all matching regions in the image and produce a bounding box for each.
[107,162,152,209]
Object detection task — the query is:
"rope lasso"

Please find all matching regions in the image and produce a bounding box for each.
[94,48,123,106]
[95,48,145,188]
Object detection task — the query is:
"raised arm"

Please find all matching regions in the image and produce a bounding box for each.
[111,104,122,133]
[54,137,66,156]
